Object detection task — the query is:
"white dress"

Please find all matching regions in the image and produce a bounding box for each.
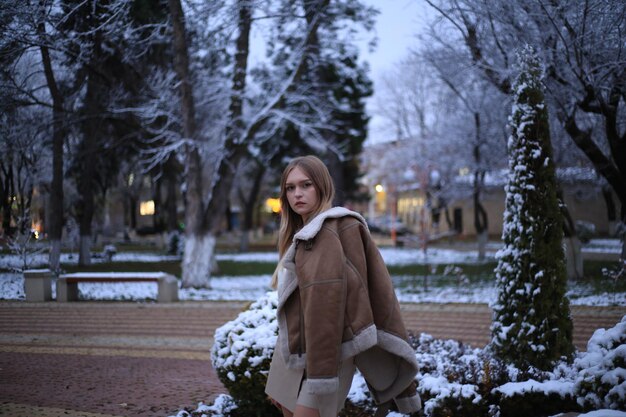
[265,335,355,417]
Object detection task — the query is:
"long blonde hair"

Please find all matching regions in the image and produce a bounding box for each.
[271,155,335,288]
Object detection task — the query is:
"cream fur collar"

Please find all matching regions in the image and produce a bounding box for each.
[293,206,368,242]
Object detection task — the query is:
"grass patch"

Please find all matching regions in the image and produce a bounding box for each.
[61,261,182,276]
[387,262,498,277]
[217,261,275,276]
[59,260,276,278]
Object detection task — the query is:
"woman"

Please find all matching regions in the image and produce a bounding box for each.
[265,155,421,417]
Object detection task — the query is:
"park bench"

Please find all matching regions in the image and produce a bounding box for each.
[22,270,179,302]
[56,272,179,302]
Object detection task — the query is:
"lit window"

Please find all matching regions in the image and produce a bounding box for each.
[140,200,155,216]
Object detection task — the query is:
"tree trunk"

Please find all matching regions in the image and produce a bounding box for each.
[563,113,626,257]
[182,233,216,288]
[153,176,164,234]
[129,196,137,231]
[0,162,14,236]
[472,114,488,261]
[602,184,617,223]
[77,39,104,267]
[77,236,90,264]
[620,210,626,261]
[326,151,346,205]
[473,194,488,258]
[38,11,64,272]
[473,189,488,261]
[557,189,583,279]
[168,0,213,288]
[165,157,179,232]
[563,237,583,280]
[239,163,265,252]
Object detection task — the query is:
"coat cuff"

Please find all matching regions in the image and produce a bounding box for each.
[395,393,422,414]
[306,377,339,395]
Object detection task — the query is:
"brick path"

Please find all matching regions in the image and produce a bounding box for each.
[0,301,623,417]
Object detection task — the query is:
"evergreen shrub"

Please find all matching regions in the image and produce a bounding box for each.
[209,292,622,417]
[495,390,580,417]
[573,316,626,411]
[491,45,574,371]
[210,292,281,417]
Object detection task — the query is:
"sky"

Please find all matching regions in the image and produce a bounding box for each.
[357,0,429,145]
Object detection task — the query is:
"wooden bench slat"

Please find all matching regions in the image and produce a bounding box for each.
[64,277,161,284]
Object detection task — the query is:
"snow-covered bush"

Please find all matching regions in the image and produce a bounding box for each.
[345,371,376,415]
[409,333,503,416]
[574,316,626,411]
[493,379,580,417]
[171,395,237,417]
[211,292,280,417]
[209,291,624,417]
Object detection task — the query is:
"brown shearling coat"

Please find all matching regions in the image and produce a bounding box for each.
[275,207,421,413]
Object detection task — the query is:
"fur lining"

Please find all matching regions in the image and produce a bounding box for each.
[294,207,367,241]
[277,267,298,310]
[355,330,419,403]
[340,324,377,359]
[306,377,340,395]
[395,393,422,413]
[377,331,419,370]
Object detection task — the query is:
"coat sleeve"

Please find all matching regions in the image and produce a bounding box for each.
[295,226,346,395]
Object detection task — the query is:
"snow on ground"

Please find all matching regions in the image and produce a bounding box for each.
[1,241,623,417]
[1,239,624,305]
[1,271,624,306]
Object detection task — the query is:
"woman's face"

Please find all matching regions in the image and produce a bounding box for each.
[285,166,319,223]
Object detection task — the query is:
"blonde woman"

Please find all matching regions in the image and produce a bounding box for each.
[265,155,421,417]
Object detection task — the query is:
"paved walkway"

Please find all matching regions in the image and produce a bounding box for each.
[0,301,624,417]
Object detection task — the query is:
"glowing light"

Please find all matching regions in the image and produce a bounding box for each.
[140,200,155,216]
[375,184,384,193]
[266,198,281,213]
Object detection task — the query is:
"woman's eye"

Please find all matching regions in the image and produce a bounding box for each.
[303,182,312,188]
[286,185,294,192]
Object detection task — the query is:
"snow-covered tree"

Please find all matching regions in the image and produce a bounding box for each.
[491,47,574,371]
[424,0,626,258]
[1,0,169,268]
[0,1,74,270]
[166,0,375,288]
[419,46,509,258]
[373,47,508,249]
